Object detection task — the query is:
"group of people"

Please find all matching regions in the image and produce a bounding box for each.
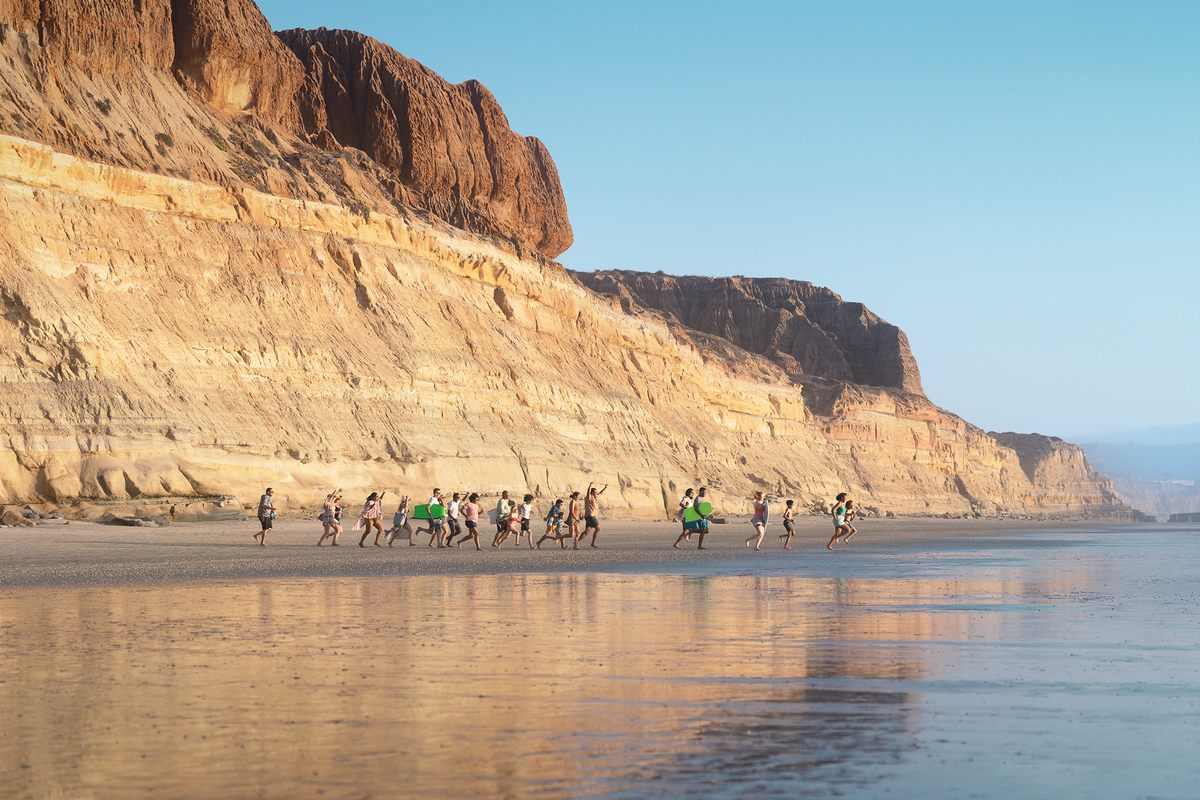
[671,488,859,551]
[305,483,610,550]
[252,484,861,551]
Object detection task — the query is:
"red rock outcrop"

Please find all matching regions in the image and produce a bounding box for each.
[278,27,572,259]
[575,271,924,394]
[170,0,303,125]
[0,0,573,258]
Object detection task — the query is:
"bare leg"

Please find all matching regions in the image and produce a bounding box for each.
[826,527,841,550]
[589,525,600,548]
[745,523,765,551]
[697,529,706,549]
[673,530,688,548]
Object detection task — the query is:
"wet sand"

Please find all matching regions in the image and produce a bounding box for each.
[0,517,1121,587]
[2,520,1199,798]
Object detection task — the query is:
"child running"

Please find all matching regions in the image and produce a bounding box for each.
[840,500,858,542]
[780,499,796,549]
[536,499,568,549]
[384,495,414,547]
[517,494,535,549]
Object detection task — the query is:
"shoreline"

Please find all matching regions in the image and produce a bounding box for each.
[0,517,1159,589]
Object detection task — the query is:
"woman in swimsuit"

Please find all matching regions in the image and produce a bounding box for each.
[827,492,848,550]
[357,491,386,547]
[745,491,767,551]
[457,493,483,551]
[566,491,582,549]
[317,490,343,546]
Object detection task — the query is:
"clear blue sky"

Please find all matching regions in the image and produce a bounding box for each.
[260,0,1198,440]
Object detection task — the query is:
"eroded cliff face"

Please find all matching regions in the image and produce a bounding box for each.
[576,271,923,394]
[0,135,1129,518]
[0,0,1128,518]
[0,0,571,258]
[279,28,572,259]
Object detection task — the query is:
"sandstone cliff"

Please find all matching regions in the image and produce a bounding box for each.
[279,27,572,259]
[0,0,571,258]
[0,0,1129,520]
[575,271,923,394]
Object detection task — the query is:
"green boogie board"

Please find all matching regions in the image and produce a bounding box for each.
[684,501,714,523]
[412,504,447,521]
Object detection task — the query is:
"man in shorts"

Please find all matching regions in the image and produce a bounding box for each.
[580,482,607,549]
[443,492,463,546]
[677,488,695,542]
[254,487,275,546]
[493,490,512,547]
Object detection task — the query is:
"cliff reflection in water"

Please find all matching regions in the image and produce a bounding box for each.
[0,572,1048,797]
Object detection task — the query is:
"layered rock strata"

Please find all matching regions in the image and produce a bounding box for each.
[0,134,1129,518]
[279,27,572,259]
[576,271,923,394]
[0,0,1129,518]
[0,0,571,257]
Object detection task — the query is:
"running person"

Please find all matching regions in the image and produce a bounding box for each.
[580,482,608,548]
[566,491,582,548]
[458,493,483,550]
[518,494,535,549]
[826,493,849,550]
[536,499,568,549]
[780,499,797,549]
[677,488,695,543]
[443,492,464,546]
[317,490,343,546]
[840,500,858,542]
[385,495,415,547]
[745,491,768,551]
[493,491,513,547]
[357,491,386,547]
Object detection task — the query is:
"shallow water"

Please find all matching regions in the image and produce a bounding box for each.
[1,528,1199,798]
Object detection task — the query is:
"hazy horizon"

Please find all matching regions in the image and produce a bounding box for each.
[259,0,1198,440]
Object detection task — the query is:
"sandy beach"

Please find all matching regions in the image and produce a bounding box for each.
[0,516,1119,587]
[3,520,1199,799]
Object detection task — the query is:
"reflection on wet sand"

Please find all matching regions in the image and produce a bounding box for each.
[0,571,1084,798]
